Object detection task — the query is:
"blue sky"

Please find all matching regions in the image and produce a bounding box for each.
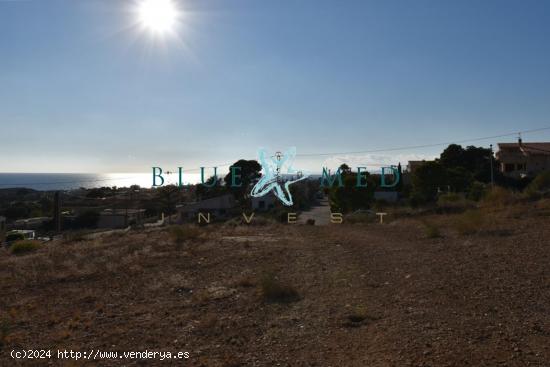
[1,0,550,173]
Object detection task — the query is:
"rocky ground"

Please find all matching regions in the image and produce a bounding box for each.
[1,200,550,366]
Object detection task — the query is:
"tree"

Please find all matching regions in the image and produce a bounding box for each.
[156,185,180,215]
[411,161,447,202]
[329,171,376,213]
[339,164,352,175]
[440,144,465,169]
[224,160,262,203]
[195,175,226,199]
[446,167,474,192]
[440,144,492,183]
[464,146,493,182]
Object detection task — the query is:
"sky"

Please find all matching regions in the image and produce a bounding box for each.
[1,0,550,174]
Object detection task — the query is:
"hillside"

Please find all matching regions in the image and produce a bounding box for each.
[1,201,550,366]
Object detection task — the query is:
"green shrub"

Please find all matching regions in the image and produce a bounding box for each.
[482,186,516,207]
[344,306,371,327]
[6,232,25,243]
[525,171,550,199]
[467,181,486,201]
[169,225,200,244]
[10,240,41,255]
[438,192,461,204]
[454,209,485,235]
[422,221,441,238]
[260,273,299,303]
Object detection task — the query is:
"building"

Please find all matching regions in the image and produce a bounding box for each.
[97,209,146,229]
[177,194,237,220]
[0,216,6,244]
[496,139,550,178]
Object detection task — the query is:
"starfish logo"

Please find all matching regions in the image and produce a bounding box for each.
[251,147,308,206]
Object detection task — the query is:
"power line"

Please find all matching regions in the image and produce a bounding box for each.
[1,126,549,188]
[296,126,550,157]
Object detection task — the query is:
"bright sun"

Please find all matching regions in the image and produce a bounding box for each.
[137,0,180,35]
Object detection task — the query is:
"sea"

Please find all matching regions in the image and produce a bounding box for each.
[0,173,203,191]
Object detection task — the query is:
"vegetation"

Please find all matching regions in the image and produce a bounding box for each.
[453,209,485,235]
[411,161,448,203]
[344,306,374,327]
[224,159,262,203]
[524,171,550,199]
[482,186,516,208]
[5,232,25,243]
[169,225,200,244]
[260,272,299,303]
[422,220,442,238]
[411,144,496,204]
[327,165,376,213]
[10,240,42,255]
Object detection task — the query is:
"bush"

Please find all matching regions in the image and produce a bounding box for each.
[454,209,485,235]
[467,181,486,201]
[437,192,461,204]
[6,232,25,243]
[422,221,441,238]
[524,171,550,199]
[10,240,41,255]
[437,193,473,213]
[482,187,516,207]
[343,306,373,327]
[260,273,299,303]
[169,225,200,244]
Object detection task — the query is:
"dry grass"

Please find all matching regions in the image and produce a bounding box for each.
[259,272,300,303]
[9,240,42,255]
[453,209,486,235]
[482,186,517,209]
[169,225,201,246]
[1,201,550,366]
[422,220,442,238]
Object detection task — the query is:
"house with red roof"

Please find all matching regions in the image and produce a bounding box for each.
[496,138,550,178]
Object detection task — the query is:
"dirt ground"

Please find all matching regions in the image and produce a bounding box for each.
[1,200,550,366]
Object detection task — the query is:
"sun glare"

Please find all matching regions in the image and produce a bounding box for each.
[137,0,180,35]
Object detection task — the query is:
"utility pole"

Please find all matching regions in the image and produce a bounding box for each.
[489,144,494,188]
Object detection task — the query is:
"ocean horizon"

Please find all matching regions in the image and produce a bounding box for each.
[0,173,203,191]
